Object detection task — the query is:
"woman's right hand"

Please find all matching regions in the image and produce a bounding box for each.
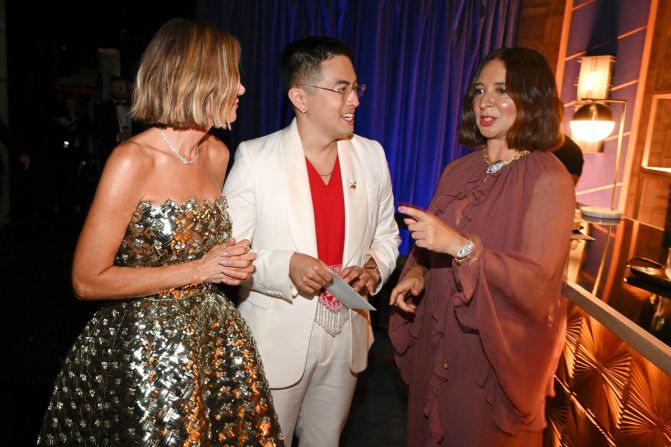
[194,238,256,285]
[389,266,426,314]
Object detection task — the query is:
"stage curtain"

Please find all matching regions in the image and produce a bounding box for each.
[198,0,521,253]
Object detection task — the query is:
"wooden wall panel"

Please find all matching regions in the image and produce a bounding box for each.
[626,0,671,229]
[516,0,567,73]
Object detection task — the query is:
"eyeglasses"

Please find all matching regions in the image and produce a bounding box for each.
[305,83,366,101]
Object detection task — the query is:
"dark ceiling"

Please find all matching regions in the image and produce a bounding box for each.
[5,1,197,130]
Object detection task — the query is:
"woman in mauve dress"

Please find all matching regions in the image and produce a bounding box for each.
[389,47,575,447]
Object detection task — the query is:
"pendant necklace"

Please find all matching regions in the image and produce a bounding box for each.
[482,148,529,175]
[159,129,200,165]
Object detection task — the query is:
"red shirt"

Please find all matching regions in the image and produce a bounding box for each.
[306,155,345,268]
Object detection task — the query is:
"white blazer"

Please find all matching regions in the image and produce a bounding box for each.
[223,119,400,388]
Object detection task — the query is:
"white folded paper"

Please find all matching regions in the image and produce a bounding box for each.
[325,269,376,311]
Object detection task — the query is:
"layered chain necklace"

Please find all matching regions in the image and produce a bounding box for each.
[482,147,530,175]
[159,128,200,165]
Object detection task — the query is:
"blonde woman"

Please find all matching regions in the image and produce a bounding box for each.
[38,19,283,446]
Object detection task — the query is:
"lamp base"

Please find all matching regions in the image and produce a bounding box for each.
[580,205,622,220]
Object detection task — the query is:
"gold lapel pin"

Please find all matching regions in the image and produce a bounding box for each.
[350,180,357,190]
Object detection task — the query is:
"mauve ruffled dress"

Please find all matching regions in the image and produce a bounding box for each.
[389,150,575,446]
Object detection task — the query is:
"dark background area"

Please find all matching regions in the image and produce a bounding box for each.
[5,1,197,129]
[5,1,197,216]
[2,2,197,443]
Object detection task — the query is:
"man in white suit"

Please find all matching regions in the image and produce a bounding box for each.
[223,36,400,446]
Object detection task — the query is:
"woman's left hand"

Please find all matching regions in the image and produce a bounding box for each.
[398,206,467,256]
[218,238,257,285]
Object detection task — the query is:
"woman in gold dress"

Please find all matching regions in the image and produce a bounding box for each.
[38,19,283,446]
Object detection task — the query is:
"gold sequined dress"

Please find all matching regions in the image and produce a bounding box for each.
[38,198,284,446]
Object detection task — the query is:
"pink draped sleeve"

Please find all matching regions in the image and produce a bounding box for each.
[452,166,574,427]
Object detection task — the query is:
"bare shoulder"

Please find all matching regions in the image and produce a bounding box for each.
[105,140,155,180]
[206,133,230,159]
[204,133,231,180]
[95,136,158,207]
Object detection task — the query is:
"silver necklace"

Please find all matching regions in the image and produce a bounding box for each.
[482,148,529,175]
[159,129,199,165]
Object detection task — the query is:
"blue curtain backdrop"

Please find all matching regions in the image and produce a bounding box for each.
[197,0,521,254]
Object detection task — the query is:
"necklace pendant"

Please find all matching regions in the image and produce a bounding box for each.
[486,160,508,175]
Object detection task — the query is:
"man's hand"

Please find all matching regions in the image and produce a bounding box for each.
[289,253,332,295]
[340,263,381,296]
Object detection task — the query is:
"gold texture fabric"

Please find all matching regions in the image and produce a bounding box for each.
[38,198,283,446]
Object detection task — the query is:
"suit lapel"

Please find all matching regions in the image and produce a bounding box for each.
[338,138,367,266]
[284,119,318,257]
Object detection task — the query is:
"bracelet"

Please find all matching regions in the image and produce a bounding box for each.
[454,238,475,265]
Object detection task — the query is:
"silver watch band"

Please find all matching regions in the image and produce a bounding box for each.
[454,238,475,265]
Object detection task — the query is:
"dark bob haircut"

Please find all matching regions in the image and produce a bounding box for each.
[459,47,563,152]
[279,36,351,92]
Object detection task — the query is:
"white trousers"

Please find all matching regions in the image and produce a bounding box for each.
[271,318,358,447]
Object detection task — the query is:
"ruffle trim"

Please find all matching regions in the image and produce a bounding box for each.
[433,151,539,232]
[388,287,428,382]
[423,281,453,443]
[433,158,502,230]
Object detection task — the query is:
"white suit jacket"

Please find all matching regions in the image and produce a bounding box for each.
[223,119,400,388]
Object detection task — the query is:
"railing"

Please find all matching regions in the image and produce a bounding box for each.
[566,280,671,376]
[543,275,671,446]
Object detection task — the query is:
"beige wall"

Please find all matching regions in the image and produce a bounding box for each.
[515,0,566,74]
[518,0,670,230]
[517,4,671,447]
[625,0,671,228]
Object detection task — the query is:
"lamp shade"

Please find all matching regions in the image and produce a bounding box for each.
[576,56,614,100]
[570,102,615,142]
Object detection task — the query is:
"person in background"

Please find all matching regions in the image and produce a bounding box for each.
[223,36,400,446]
[389,47,575,446]
[92,75,138,166]
[0,116,29,230]
[49,94,91,214]
[553,134,584,185]
[37,19,283,446]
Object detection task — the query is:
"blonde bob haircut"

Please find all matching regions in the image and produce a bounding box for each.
[131,19,241,129]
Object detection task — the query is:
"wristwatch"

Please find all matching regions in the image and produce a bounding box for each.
[364,265,380,275]
[454,238,475,265]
